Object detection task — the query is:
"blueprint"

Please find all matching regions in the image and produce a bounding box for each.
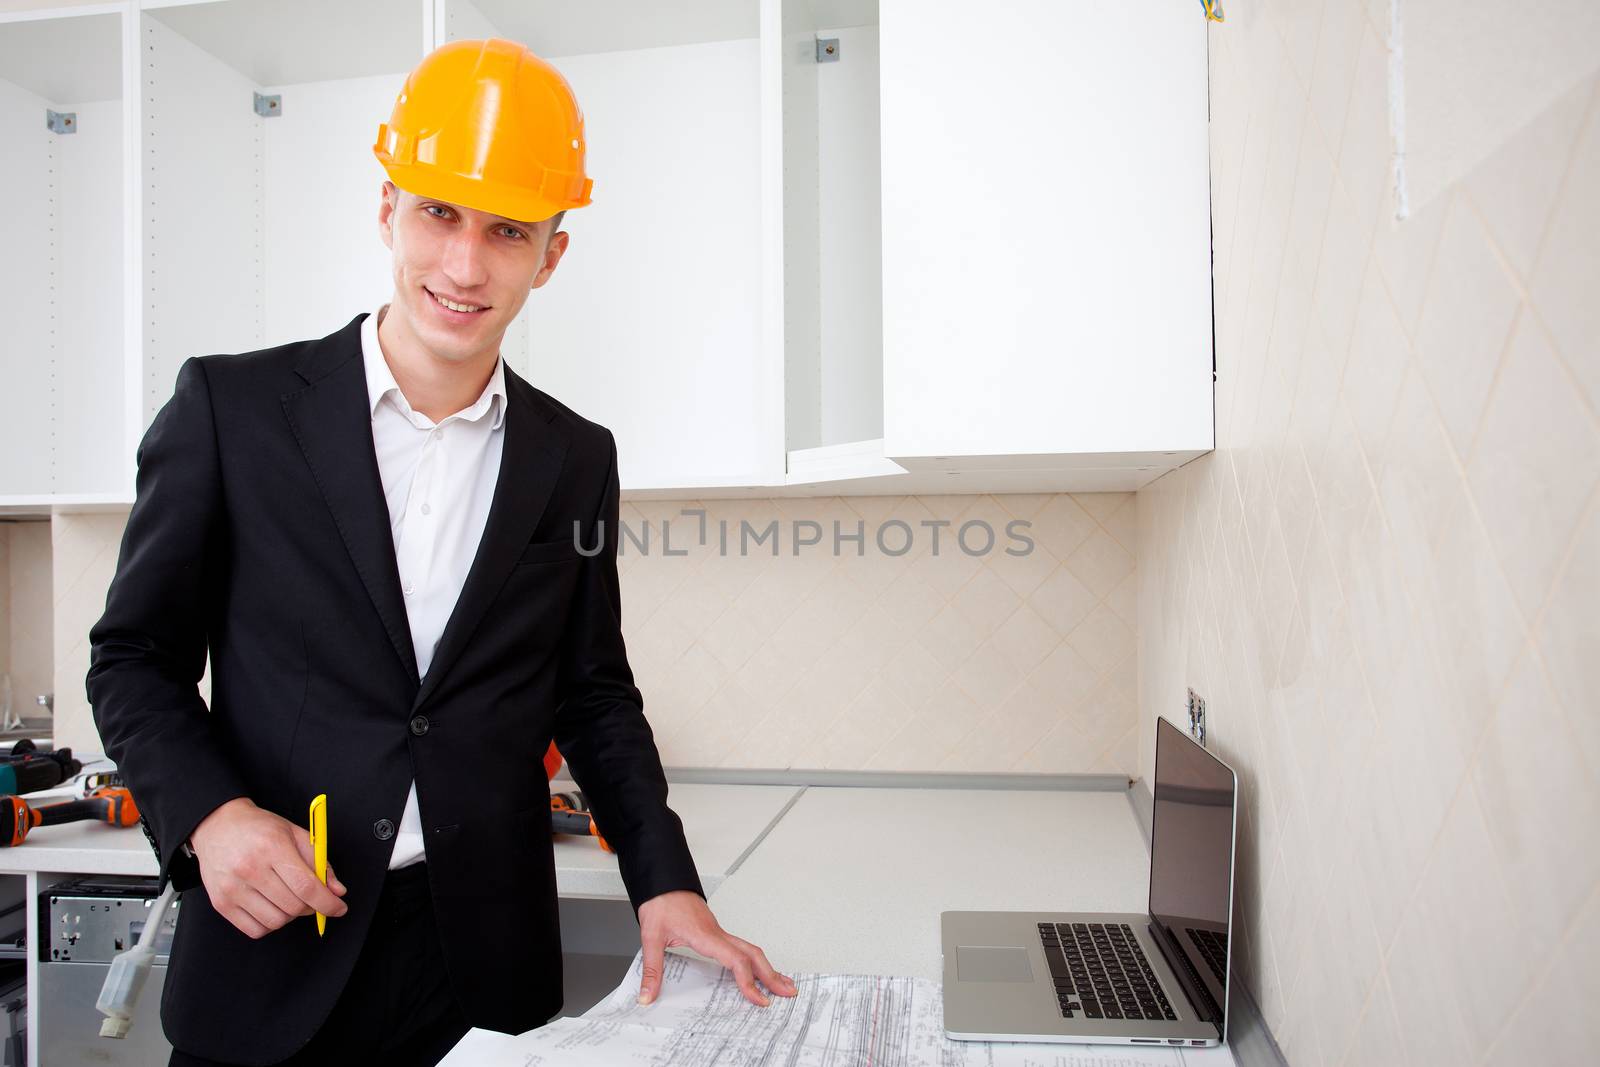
[442,950,1189,1067]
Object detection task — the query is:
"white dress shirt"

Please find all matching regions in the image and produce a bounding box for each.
[361,303,507,869]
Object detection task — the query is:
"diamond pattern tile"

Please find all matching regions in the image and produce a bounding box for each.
[1140,17,1600,1064]
[620,492,1141,775]
[1466,314,1600,616]
[1,524,51,726]
[1413,196,1522,458]
[51,514,124,751]
[0,531,9,687]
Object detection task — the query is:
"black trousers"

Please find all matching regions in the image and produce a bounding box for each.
[169,861,470,1067]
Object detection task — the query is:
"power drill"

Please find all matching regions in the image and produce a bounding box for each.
[549,790,614,853]
[0,786,141,847]
[0,739,83,797]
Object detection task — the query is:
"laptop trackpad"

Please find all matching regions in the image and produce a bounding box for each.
[955,945,1034,982]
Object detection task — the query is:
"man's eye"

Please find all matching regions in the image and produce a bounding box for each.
[501,227,525,240]
[424,205,448,218]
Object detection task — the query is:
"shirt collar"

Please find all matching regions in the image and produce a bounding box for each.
[361,303,507,430]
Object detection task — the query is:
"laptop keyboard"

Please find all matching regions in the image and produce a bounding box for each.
[1186,927,1228,984]
[1038,921,1178,1022]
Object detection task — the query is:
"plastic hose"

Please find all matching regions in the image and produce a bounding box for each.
[95,880,179,1039]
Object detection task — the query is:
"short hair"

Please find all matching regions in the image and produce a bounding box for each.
[547,209,566,236]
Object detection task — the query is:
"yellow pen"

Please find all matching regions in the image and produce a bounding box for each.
[309,793,328,937]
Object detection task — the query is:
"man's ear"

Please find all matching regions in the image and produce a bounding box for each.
[531,229,570,290]
[378,181,398,250]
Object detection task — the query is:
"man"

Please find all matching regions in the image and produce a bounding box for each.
[87,38,795,1067]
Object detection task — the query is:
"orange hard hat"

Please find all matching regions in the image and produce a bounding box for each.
[373,38,593,224]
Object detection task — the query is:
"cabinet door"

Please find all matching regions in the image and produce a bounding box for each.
[879,0,1212,466]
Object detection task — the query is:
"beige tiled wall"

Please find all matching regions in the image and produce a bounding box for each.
[3,521,52,721]
[51,492,1140,776]
[0,526,10,693]
[616,493,1138,773]
[0,526,10,705]
[51,511,135,753]
[1137,5,1599,1066]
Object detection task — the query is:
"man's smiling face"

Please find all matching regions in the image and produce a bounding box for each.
[377,180,568,367]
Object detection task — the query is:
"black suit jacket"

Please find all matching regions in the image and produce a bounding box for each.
[86,312,703,1064]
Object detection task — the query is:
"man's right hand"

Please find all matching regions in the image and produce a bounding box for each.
[189,797,349,939]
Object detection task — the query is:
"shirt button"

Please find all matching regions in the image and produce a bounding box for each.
[410,714,430,736]
[373,818,395,841]
[403,582,414,596]
[420,502,431,515]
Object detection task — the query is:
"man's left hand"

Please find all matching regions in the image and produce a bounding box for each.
[636,890,798,1007]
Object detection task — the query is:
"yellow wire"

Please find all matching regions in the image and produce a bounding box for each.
[1202,0,1226,21]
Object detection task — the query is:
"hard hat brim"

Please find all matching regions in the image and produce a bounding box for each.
[375,153,591,226]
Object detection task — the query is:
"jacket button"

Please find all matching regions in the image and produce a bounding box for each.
[410,714,430,736]
[373,819,395,840]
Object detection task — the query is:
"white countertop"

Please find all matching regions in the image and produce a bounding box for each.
[0,780,802,901]
[703,785,1237,1067]
[549,782,800,898]
[705,786,1153,981]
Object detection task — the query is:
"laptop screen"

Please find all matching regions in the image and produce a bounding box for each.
[1146,717,1237,1034]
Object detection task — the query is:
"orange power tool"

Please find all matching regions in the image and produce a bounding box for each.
[543,742,613,852]
[550,790,613,853]
[1,785,141,847]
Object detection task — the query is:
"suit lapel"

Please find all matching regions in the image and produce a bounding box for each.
[281,313,421,686]
[413,370,570,712]
[282,316,571,708]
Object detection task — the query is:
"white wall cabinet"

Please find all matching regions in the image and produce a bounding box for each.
[0,0,427,515]
[0,0,1213,513]
[0,5,132,509]
[781,0,1213,495]
[877,0,1213,491]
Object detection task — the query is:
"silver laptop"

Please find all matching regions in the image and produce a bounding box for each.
[942,717,1237,1049]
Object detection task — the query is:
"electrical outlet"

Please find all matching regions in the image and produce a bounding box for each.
[1186,688,1207,747]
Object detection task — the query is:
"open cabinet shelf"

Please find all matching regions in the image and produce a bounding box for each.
[0,0,1213,511]
[779,0,887,486]
[438,0,783,493]
[139,0,426,429]
[0,6,131,508]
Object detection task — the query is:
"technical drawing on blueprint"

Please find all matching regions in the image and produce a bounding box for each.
[442,950,1197,1067]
